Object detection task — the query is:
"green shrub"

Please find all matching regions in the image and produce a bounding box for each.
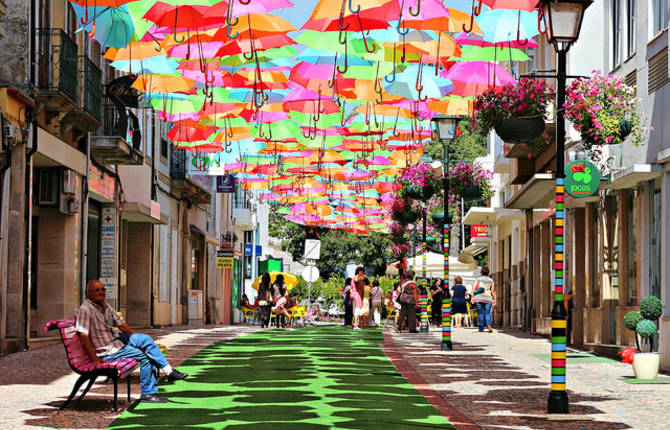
[624,311,643,331]
[640,296,663,321]
[636,319,658,339]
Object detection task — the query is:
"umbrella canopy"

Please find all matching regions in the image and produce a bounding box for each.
[252,272,299,290]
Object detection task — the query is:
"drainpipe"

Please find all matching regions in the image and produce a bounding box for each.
[80,133,90,301]
[22,119,37,350]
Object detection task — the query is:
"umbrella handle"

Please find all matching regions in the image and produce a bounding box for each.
[173,5,186,43]
[462,0,482,33]
[327,53,338,88]
[385,43,397,83]
[225,146,232,153]
[538,9,547,34]
[80,5,89,26]
[147,32,163,52]
[516,11,529,46]
[227,24,239,39]
[358,14,376,53]
[338,4,350,31]
[239,0,251,4]
[337,40,349,74]
[348,0,360,14]
[409,0,421,17]
[226,0,239,27]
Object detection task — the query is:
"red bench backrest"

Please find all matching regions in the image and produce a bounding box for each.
[45,318,97,374]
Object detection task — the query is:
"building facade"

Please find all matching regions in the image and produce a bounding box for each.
[0,0,237,355]
[465,1,670,371]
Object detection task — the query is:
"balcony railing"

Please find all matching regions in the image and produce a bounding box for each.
[36,28,78,105]
[170,147,187,180]
[78,56,102,121]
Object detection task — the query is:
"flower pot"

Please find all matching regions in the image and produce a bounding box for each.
[460,185,482,200]
[405,185,422,200]
[632,352,660,379]
[394,210,419,224]
[494,116,545,144]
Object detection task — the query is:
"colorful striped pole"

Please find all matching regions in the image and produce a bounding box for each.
[441,224,452,350]
[548,47,569,414]
[420,238,429,333]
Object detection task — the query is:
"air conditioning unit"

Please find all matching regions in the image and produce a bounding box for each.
[61,169,77,194]
[37,169,58,206]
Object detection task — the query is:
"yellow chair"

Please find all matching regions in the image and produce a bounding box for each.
[241,306,256,325]
[383,305,397,328]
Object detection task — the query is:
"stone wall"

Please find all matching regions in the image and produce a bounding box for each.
[0,0,30,88]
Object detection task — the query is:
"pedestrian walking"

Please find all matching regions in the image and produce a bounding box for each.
[258,272,272,328]
[429,278,443,327]
[396,269,419,333]
[361,277,371,327]
[370,279,383,327]
[352,266,367,330]
[75,280,188,403]
[272,274,289,328]
[342,277,353,327]
[472,267,495,332]
[450,276,469,328]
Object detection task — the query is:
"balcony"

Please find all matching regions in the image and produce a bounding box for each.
[65,56,102,132]
[170,148,212,205]
[90,104,144,165]
[35,29,78,114]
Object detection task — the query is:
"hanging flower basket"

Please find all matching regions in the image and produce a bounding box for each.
[397,162,440,202]
[471,78,555,143]
[390,194,422,225]
[565,71,647,149]
[493,115,546,144]
[460,185,483,200]
[449,162,494,202]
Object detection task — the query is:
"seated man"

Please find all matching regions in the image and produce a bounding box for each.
[76,280,188,403]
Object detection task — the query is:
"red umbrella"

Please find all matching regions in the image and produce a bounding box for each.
[143,2,209,30]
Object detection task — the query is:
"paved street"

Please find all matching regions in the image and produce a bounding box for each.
[0,323,668,429]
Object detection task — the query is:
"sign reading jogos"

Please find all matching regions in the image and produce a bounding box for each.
[564,160,600,198]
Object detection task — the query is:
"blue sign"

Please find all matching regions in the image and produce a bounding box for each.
[244,244,262,256]
[216,174,236,193]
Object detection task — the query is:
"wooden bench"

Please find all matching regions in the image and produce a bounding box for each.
[45,318,139,411]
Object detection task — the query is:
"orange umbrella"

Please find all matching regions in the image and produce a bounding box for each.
[132,75,196,94]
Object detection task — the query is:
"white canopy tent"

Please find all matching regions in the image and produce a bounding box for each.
[389,252,481,288]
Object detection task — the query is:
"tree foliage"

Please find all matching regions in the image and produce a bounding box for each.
[269,212,393,279]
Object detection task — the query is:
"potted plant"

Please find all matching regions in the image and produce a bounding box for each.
[448,162,494,202]
[620,295,663,379]
[472,77,555,144]
[565,70,647,149]
[397,162,441,202]
[390,194,421,225]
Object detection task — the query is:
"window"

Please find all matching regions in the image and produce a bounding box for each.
[627,0,636,57]
[161,138,169,159]
[626,190,638,306]
[612,0,623,67]
[651,0,669,35]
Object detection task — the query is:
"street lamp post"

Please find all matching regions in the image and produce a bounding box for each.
[430,115,461,351]
[538,0,592,414]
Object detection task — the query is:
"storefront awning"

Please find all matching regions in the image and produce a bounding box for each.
[462,207,500,225]
[504,173,555,209]
[121,202,165,224]
[603,164,663,190]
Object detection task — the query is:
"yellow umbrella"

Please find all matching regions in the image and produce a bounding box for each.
[252,272,299,290]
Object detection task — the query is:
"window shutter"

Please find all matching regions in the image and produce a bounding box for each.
[648,49,669,94]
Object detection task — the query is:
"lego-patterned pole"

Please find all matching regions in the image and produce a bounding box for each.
[548,48,568,414]
[441,141,452,350]
[420,210,429,333]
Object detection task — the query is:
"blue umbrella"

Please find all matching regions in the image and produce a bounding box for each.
[72,4,134,48]
[475,9,539,44]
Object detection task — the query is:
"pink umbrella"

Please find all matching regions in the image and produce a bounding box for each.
[481,0,538,12]
[442,61,515,97]
[455,32,538,48]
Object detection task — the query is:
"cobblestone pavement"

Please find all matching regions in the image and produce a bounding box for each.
[1,323,667,429]
[0,324,261,429]
[388,325,670,430]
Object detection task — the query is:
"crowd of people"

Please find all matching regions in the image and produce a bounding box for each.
[247,265,496,333]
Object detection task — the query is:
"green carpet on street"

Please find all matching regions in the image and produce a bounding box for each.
[108,326,455,429]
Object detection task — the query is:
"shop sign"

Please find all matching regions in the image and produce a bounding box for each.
[100,207,117,301]
[88,162,115,202]
[470,224,488,238]
[216,174,236,193]
[244,244,262,256]
[106,76,142,108]
[217,249,234,269]
[564,160,600,198]
[187,152,225,175]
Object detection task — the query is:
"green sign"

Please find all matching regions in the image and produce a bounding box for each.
[564,160,600,198]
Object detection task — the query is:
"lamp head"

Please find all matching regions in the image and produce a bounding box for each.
[430,115,461,143]
[538,0,592,50]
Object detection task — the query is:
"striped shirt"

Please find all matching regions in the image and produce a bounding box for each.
[472,276,495,304]
[75,299,125,357]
